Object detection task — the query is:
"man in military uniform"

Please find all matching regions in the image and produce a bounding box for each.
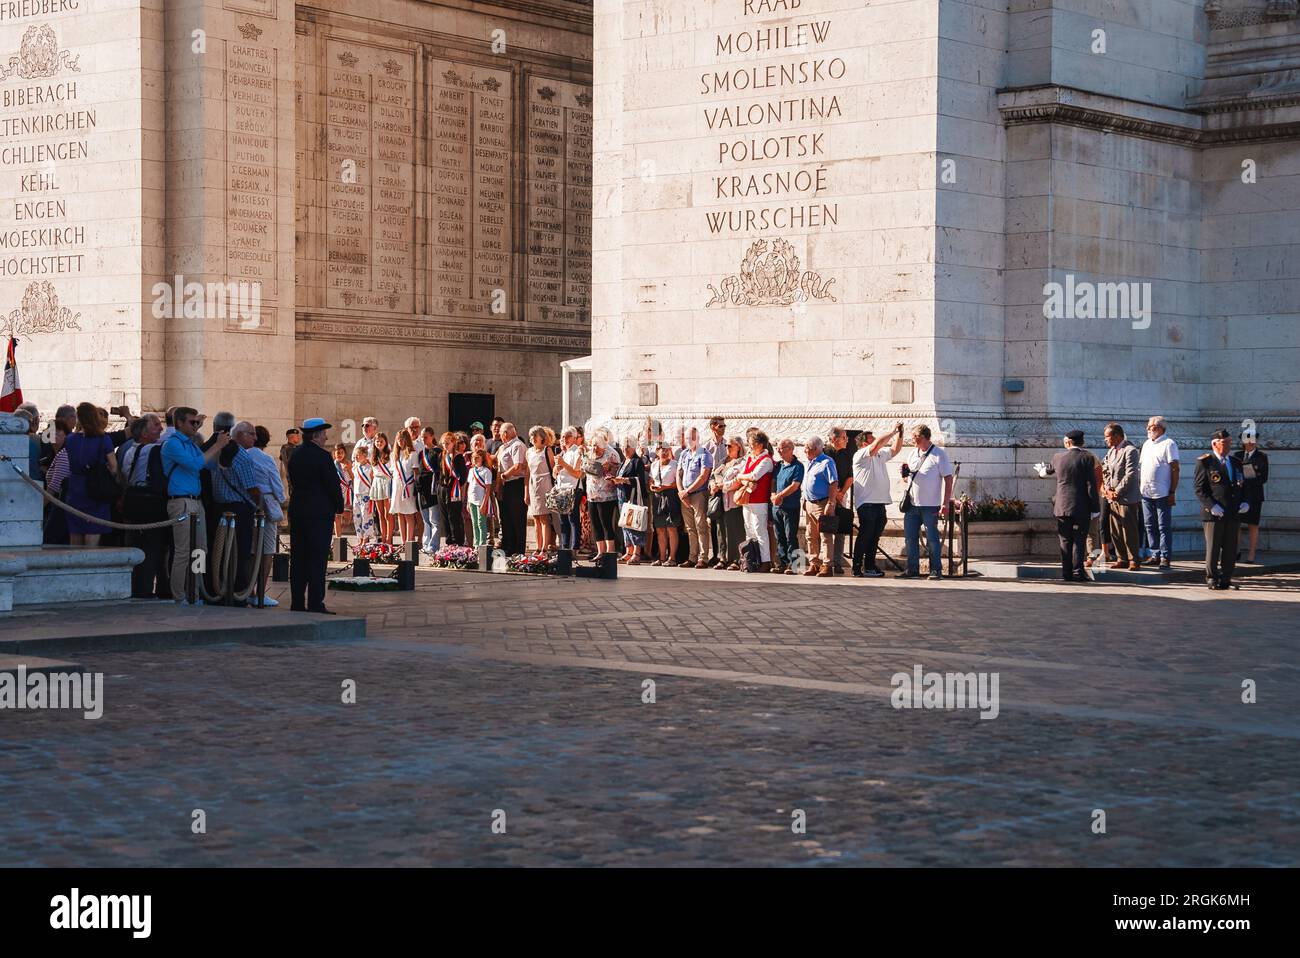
[1194,429,1250,590]
[289,417,345,613]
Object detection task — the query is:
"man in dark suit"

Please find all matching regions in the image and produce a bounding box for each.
[1195,429,1249,590]
[288,417,345,613]
[1038,430,1101,582]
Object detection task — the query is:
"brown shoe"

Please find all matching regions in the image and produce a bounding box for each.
[771,564,785,574]
[757,562,772,573]
[817,565,833,577]
[784,567,795,575]
[695,560,709,570]
[726,562,741,571]
[1128,561,1140,571]
[803,559,821,577]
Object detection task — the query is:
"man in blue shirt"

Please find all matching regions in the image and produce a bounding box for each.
[162,406,230,603]
[800,436,838,577]
[770,438,804,574]
[675,427,713,568]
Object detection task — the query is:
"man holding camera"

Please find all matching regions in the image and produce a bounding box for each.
[897,424,954,580]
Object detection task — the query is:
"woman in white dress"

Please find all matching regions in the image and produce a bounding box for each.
[524,425,557,553]
[370,432,394,544]
[389,429,419,546]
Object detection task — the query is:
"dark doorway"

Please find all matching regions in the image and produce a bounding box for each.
[448,392,494,434]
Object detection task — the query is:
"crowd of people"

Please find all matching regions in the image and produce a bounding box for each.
[7,401,1272,603]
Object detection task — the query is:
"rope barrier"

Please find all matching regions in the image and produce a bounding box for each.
[0,455,184,531]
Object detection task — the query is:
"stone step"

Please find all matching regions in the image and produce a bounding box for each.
[0,600,365,657]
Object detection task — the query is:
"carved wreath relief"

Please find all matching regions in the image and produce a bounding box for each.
[705,238,837,308]
[0,24,81,81]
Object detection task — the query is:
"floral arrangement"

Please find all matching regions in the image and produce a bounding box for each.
[430,545,479,569]
[329,576,400,591]
[506,553,556,575]
[355,541,403,563]
[960,494,1027,522]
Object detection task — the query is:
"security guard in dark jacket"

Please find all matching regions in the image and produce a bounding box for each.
[1194,429,1249,590]
[288,417,345,612]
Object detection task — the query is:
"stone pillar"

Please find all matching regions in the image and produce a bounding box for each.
[0,0,163,417]
[162,0,296,438]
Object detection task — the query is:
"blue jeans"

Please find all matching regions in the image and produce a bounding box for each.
[1141,495,1172,560]
[559,498,582,551]
[774,506,800,567]
[904,506,942,576]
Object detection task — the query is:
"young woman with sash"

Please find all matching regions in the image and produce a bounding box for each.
[370,432,394,544]
[389,429,419,546]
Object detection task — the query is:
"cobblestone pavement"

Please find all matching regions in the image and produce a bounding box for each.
[1,566,1297,866]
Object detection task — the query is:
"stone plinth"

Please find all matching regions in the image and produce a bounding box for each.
[0,415,139,612]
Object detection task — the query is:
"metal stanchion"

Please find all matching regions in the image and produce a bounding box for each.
[186,511,198,605]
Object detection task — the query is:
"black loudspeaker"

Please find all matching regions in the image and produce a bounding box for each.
[394,560,416,590]
[554,549,573,576]
[332,537,349,562]
[352,557,371,578]
[271,553,290,582]
[576,552,618,580]
[477,544,493,572]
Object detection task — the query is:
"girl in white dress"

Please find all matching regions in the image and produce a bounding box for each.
[352,447,378,543]
[389,429,419,545]
[370,432,393,544]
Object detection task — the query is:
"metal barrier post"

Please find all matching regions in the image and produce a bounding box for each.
[187,511,197,604]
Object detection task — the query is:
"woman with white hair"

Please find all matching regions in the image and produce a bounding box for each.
[583,427,621,560]
[524,425,557,553]
[552,425,586,551]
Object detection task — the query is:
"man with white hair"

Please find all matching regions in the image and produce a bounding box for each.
[353,416,379,462]
[209,420,263,605]
[244,424,287,606]
[1139,415,1180,569]
[496,422,528,554]
[800,436,839,577]
[675,426,713,568]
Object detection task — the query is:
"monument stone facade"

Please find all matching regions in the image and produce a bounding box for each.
[0,0,593,441]
[593,0,1300,549]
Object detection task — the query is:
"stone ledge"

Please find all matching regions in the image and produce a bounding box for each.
[0,601,365,657]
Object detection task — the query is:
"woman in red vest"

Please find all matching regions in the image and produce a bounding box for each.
[736,431,775,572]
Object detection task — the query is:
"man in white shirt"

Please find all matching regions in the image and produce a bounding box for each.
[1139,415,1180,569]
[897,424,954,579]
[496,422,529,554]
[353,416,378,462]
[852,423,904,578]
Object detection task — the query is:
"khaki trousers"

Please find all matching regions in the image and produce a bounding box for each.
[167,497,206,602]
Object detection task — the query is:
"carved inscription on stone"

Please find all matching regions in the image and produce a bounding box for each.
[429,60,512,319]
[325,41,414,313]
[225,39,277,321]
[525,76,590,323]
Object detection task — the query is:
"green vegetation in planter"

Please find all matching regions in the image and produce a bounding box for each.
[959,494,1027,522]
